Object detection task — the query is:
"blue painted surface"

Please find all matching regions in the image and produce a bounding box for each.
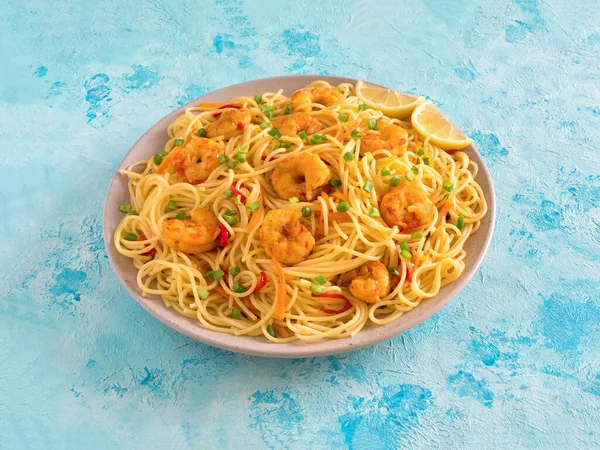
[1,0,599,448]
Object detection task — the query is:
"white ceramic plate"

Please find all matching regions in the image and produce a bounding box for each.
[103,75,496,358]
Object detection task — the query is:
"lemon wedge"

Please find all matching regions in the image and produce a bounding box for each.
[411,100,473,150]
[355,80,424,119]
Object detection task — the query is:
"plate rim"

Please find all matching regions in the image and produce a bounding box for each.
[102,74,497,358]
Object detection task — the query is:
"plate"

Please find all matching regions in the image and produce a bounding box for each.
[102,75,496,358]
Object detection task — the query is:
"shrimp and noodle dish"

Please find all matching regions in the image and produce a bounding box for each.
[114,80,487,343]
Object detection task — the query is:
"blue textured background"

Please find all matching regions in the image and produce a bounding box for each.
[2,0,599,448]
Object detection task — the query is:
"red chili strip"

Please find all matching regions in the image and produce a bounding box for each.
[219,223,229,247]
[405,263,413,283]
[213,104,241,118]
[230,183,247,203]
[138,235,157,256]
[312,293,353,315]
[253,272,268,293]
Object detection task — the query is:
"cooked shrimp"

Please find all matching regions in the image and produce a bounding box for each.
[277,112,323,136]
[156,138,223,184]
[380,184,434,231]
[260,209,315,265]
[349,261,391,303]
[360,123,409,156]
[162,208,220,254]
[271,152,330,201]
[207,108,252,139]
[290,86,344,111]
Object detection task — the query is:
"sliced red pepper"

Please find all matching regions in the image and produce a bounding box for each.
[312,293,353,315]
[230,183,247,203]
[213,103,240,118]
[405,262,414,283]
[137,235,157,256]
[253,271,268,293]
[446,149,458,154]
[398,138,406,145]
[260,155,268,161]
[219,223,229,247]
[236,121,245,131]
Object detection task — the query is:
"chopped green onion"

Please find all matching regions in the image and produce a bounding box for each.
[203,271,214,279]
[197,288,209,300]
[363,181,374,193]
[301,206,312,217]
[405,171,415,182]
[175,211,187,220]
[232,282,246,293]
[343,152,356,162]
[350,130,363,139]
[298,130,308,140]
[400,249,412,260]
[232,308,242,320]
[268,128,282,139]
[217,154,228,164]
[259,122,270,130]
[261,105,274,118]
[310,134,327,144]
[368,207,380,218]
[278,141,292,149]
[390,176,401,187]
[224,209,238,216]
[443,181,454,192]
[174,138,185,146]
[223,189,233,198]
[288,197,300,204]
[226,161,238,169]
[238,145,249,154]
[358,104,368,111]
[423,157,430,165]
[411,166,418,174]
[285,104,293,114]
[457,216,465,230]
[198,128,207,137]
[124,232,138,241]
[411,231,423,239]
[417,149,425,156]
[443,193,450,200]
[153,153,163,165]
[388,267,400,277]
[235,195,243,205]
[316,275,327,285]
[416,157,421,164]
[119,203,132,213]
[364,152,374,162]
[329,178,342,188]
[310,282,323,295]
[254,95,263,104]
[400,241,410,252]
[212,269,225,280]
[128,210,139,216]
[167,200,177,211]
[229,266,241,276]
[338,112,349,122]
[337,201,350,212]
[330,104,341,112]
[247,201,261,212]
[368,118,378,130]
[234,153,246,163]
[267,324,276,337]
[381,168,392,176]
